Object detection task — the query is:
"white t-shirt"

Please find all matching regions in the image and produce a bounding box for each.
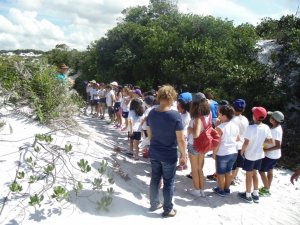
[142,107,152,130]
[98,89,106,98]
[106,90,115,107]
[244,123,272,161]
[231,115,249,150]
[86,86,93,99]
[265,125,283,159]
[217,121,239,156]
[121,96,131,112]
[180,112,191,138]
[91,89,100,100]
[128,110,144,132]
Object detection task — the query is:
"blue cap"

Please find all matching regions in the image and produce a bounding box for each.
[233,99,246,109]
[178,92,192,104]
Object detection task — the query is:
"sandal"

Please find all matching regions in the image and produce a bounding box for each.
[162,209,177,218]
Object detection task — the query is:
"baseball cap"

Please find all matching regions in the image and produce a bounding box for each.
[192,92,206,103]
[268,111,284,123]
[178,92,192,104]
[144,95,155,106]
[233,99,246,109]
[134,89,142,96]
[252,106,267,121]
[219,100,229,106]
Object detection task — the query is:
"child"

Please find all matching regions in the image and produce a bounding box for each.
[176,97,191,171]
[259,111,284,196]
[121,87,131,131]
[239,107,272,203]
[128,99,144,160]
[213,105,239,197]
[114,85,123,128]
[231,99,249,185]
[98,83,106,119]
[105,84,115,124]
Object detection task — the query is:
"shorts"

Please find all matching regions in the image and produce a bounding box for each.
[130,132,142,141]
[99,97,106,103]
[187,144,200,156]
[122,111,129,118]
[114,102,121,113]
[92,100,100,105]
[107,106,114,117]
[216,153,238,175]
[243,158,263,172]
[232,150,244,170]
[259,157,278,172]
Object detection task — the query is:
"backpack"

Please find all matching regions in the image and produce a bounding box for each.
[194,113,220,153]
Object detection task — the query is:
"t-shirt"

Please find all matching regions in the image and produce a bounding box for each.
[121,96,130,112]
[265,125,283,159]
[86,86,93,99]
[142,107,152,130]
[187,116,209,145]
[244,123,272,161]
[210,100,218,125]
[231,115,249,150]
[56,73,67,82]
[180,112,191,137]
[147,109,183,164]
[98,89,106,98]
[91,89,100,100]
[128,110,144,132]
[106,90,115,107]
[217,121,239,156]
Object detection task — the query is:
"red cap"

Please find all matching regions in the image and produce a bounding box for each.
[252,107,267,121]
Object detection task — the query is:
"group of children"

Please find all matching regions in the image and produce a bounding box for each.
[85,80,284,204]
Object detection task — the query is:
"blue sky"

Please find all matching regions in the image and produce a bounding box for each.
[0,0,299,51]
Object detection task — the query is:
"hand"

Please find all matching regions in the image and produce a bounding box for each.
[291,168,300,185]
[212,152,216,160]
[179,155,187,166]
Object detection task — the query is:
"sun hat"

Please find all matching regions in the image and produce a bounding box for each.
[110,81,118,86]
[268,111,284,123]
[59,63,69,69]
[192,92,206,103]
[178,92,192,104]
[233,99,246,109]
[252,106,267,121]
[90,80,96,84]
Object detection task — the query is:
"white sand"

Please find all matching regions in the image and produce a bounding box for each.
[0,108,299,225]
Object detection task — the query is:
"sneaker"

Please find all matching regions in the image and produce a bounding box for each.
[206,174,217,181]
[149,203,163,212]
[238,192,253,203]
[259,187,271,197]
[224,188,231,195]
[188,189,201,197]
[186,174,192,179]
[213,187,226,197]
[251,193,259,203]
[176,164,188,171]
[162,209,177,218]
[200,189,206,197]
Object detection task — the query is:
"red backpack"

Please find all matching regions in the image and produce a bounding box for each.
[194,113,220,153]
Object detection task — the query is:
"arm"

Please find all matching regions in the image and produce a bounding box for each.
[176,130,187,166]
[190,118,202,138]
[291,168,300,185]
[241,139,249,156]
[265,140,281,151]
[213,127,223,159]
[147,126,152,141]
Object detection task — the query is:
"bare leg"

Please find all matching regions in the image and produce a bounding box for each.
[259,171,269,188]
[267,169,273,190]
[253,170,259,191]
[246,171,253,193]
[189,153,200,189]
[198,153,205,190]
[217,174,225,190]
[225,172,232,189]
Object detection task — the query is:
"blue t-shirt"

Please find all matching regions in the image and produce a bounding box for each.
[56,73,67,82]
[147,109,184,163]
[210,100,218,125]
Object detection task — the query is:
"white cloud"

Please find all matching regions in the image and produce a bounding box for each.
[0,0,297,51]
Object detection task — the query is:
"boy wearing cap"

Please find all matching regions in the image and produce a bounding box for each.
[239,106,272,203]
[259,111,284,196]
[231,99,249,184]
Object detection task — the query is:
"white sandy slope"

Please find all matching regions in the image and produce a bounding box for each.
[0,108,299,225]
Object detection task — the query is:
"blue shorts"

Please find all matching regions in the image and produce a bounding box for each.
[188,144,200,156]
[243,158,263,172]
[99,98,106,103]
[216,153,238,175]
[259,157,278,172]
[130,132,142,141]
[122,111,129,118]
[107,107,114,117]
[114,102,121,113]
[92,100,100,105]
[232,150,244,170]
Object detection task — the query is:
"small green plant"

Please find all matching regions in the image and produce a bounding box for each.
[64,144,72,153]
[97,160,108,175]
[92,178,103,190]
[29,194,44,207]
[9,182,23,193]
[35,134,53,143]
[97,194,113,211]
[44,164,55,175]
[77,159,91,173]
[17,171,25,179]
[26,156,36,168]
[28,175,37,184]
[73,181,83,195]
[34,146,41,152]
[51,186,68,202]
